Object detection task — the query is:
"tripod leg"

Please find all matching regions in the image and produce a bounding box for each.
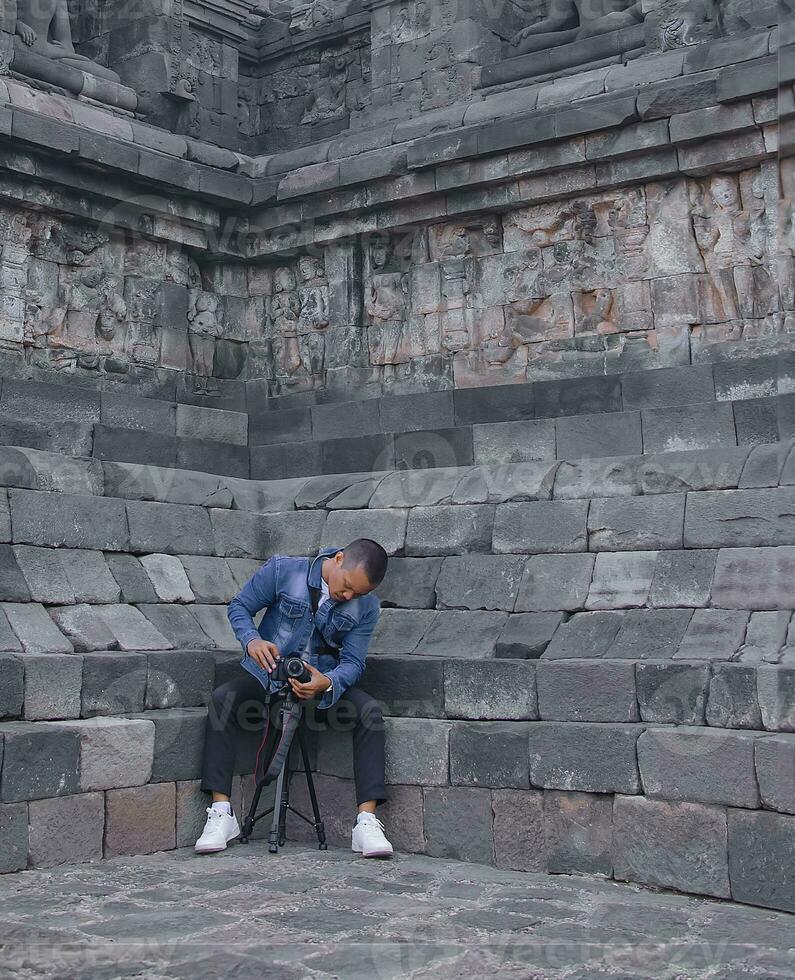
[241,778,266,844]
[297,726,327,850]
[268,761,288,854]
[278,761,290,847]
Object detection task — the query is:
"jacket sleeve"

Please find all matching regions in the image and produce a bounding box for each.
[227,557,279,655]
[316,598,380,709]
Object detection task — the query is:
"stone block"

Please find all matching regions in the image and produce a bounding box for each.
[515,553,595,612]
[9,490,129,551]
[249,407,312,447]
[443,659,538,720]
[103,461,234,510]
[394,428,473,471]
[369,608,436,655]
[544,790,613,877]
[674,609,749,661]
[176,404,247,446]
[435,555,525,611]
[0,607,21,653]
[93,425,177,469]
[370,468,463,509]
[62,550,121,604]
[535,375,622,419]
[638,727,761,807]
[529,722,642,794]
[711,547,793,610]
[740,611,789,663]
[177,438,249,480]
[105,554,158,604]
[2,603,73,654]
[178,556,237,604]
[138,605,214,651]
[321,508,407,556]
[706,664,763,729]
[0,653,23,719]
[452,461,558,505]
[493,500,588,554]
[49,605,119,653]
[13,545,74,604]
[380,391,454,434]
[358,655,444,719]
[0,802,28,873]
[81,653,147,717]
[18,653,82,721]
[384,717,449,786]
[145,650,216,709]
[543,611,625,661]
[100,391,176,435]
[740,443,792,489]
[226,558,263,590]
[415,610,507,659]
[608,608,694,661]
[588,496,685,551]
[95,605,172,651]
[376,557,442,609]
[621,365,715,410]
[684,488,794,549]
[175,777,245,849]
[537,660,638,723]
[140,554,194,603]
[649,550,717,608]
[728,809,795,913]
[734,398,781,447]
[423,786,493,863]
[250,442,323,481]
[613,796,730,898]
[586,551,658,609]
[321,433,395,475]
[1,380,99,425]
[104,782,176,857]
[126,501,215,556]
[59,717,155,791]
[211,509,326,559]
[755,736,795,814]
[492,788,545,872]
[454,385,535,425]
[0,722,80,801]
[131,708,207,782]
[0,545,31,601]
[757,666,795,731]
[495,612,563,660]
[641,403,736,454]
[405,505,494,557]
[189,605,238,651]
[636,662,709,725]
[556,411,642,460]
[311,399,382,442]
[472,419,556,465]
[28,792,104,869]
[450,721,531,789]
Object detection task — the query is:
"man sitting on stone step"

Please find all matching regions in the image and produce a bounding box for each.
[196,539,394,859]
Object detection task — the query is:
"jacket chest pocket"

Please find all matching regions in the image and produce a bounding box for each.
[275,598,308,649]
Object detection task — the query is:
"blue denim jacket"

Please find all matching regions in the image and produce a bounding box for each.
[227,546,380,710]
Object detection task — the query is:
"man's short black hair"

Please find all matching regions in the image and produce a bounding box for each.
[342,538,388,587]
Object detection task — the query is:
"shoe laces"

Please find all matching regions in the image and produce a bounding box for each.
[359,814,386,833]
[205,807,225,822]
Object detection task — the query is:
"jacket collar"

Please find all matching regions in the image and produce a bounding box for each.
[308,546,340,591]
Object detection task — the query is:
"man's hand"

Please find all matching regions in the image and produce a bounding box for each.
[289,663,332,701]
[246,638,280,672]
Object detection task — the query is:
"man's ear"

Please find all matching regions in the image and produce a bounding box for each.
[335,551,345,566]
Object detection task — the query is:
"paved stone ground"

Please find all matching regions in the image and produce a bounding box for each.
[0,843,793,980]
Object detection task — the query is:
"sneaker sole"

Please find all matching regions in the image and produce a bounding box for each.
[353,846,394,858]
[195,830,241,854]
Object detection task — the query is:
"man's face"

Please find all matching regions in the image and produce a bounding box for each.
[326,552,375,603]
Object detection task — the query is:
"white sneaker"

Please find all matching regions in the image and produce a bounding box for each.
[194,807,241,854]
[352,813,394,859]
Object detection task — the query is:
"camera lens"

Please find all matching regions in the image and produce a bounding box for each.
[286,658,305,678]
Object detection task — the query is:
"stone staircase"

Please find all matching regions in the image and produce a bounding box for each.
[0,361,793,914]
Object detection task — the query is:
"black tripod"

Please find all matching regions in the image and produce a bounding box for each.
[239,685,328,854]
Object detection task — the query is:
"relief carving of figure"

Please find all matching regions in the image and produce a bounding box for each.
[14,0,120,82]
[511,0,643,56]
[187,291,221,384]
[365,237,411,377]
[302,48,353,124]
[296,255,329,331]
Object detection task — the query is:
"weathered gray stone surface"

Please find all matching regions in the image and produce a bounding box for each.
[495,612,563,659]
[175,557,236,605]
[536,660,638,723]
[685,489,795,549]
[140,555,195,603]
[369,608,436,655]
[384,718,450,786]
[49,605,119,653]
[189,605,238,650]
[607,608,694,660]
[649,550,717,608]
[377,557,442,609]
[10,491,128,552]
[544,790,613,877]
[145,650,215,709]
[137,605,214,650]
[586,551,658,609]
[493,501,588,554]
[543,611,625,661]
[61,551,122,604]
[515,553,595,612]
[638,728,761,808]
[706,664,763,728]
[321,508,408,555]
[415,611,507,659]
[17,653,82,721]
[435,555,525,611]
[728,809,795,913]
[613,796,730,899]
[0,653,24,719]
[588,496,685,551]
[0,801,28,873]
[711,547,794,610]
[130,708,207,783]
[472,419,556,465]
[740,611,789,663]
[636,662,709,725]
[450,721,530,789]
[127,501,215,556]
[57,718,155,791]
[13,546,74,604]
[28,793,105,869]
[492,788,545,872]
[95,605,172,651]
[755,736,795,814]
[452,462,556,504]
[529,722,643,794]
[0,722,80,801]
[80,654,147,718]
[757,667,795,731]
[423,786,493,863]
[104,783,176,858]
[2,603,73,654]
[105,554,158,604]
[406,505,494,557]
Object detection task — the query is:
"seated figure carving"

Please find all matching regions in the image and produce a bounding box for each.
[511,0,643,56]
[15,0,120,82]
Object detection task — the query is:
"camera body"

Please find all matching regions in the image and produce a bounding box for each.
[271,655,312,685]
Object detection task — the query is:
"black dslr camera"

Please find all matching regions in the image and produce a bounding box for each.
[271,656,312,685]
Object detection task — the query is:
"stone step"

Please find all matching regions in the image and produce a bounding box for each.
[251,392,793,479]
